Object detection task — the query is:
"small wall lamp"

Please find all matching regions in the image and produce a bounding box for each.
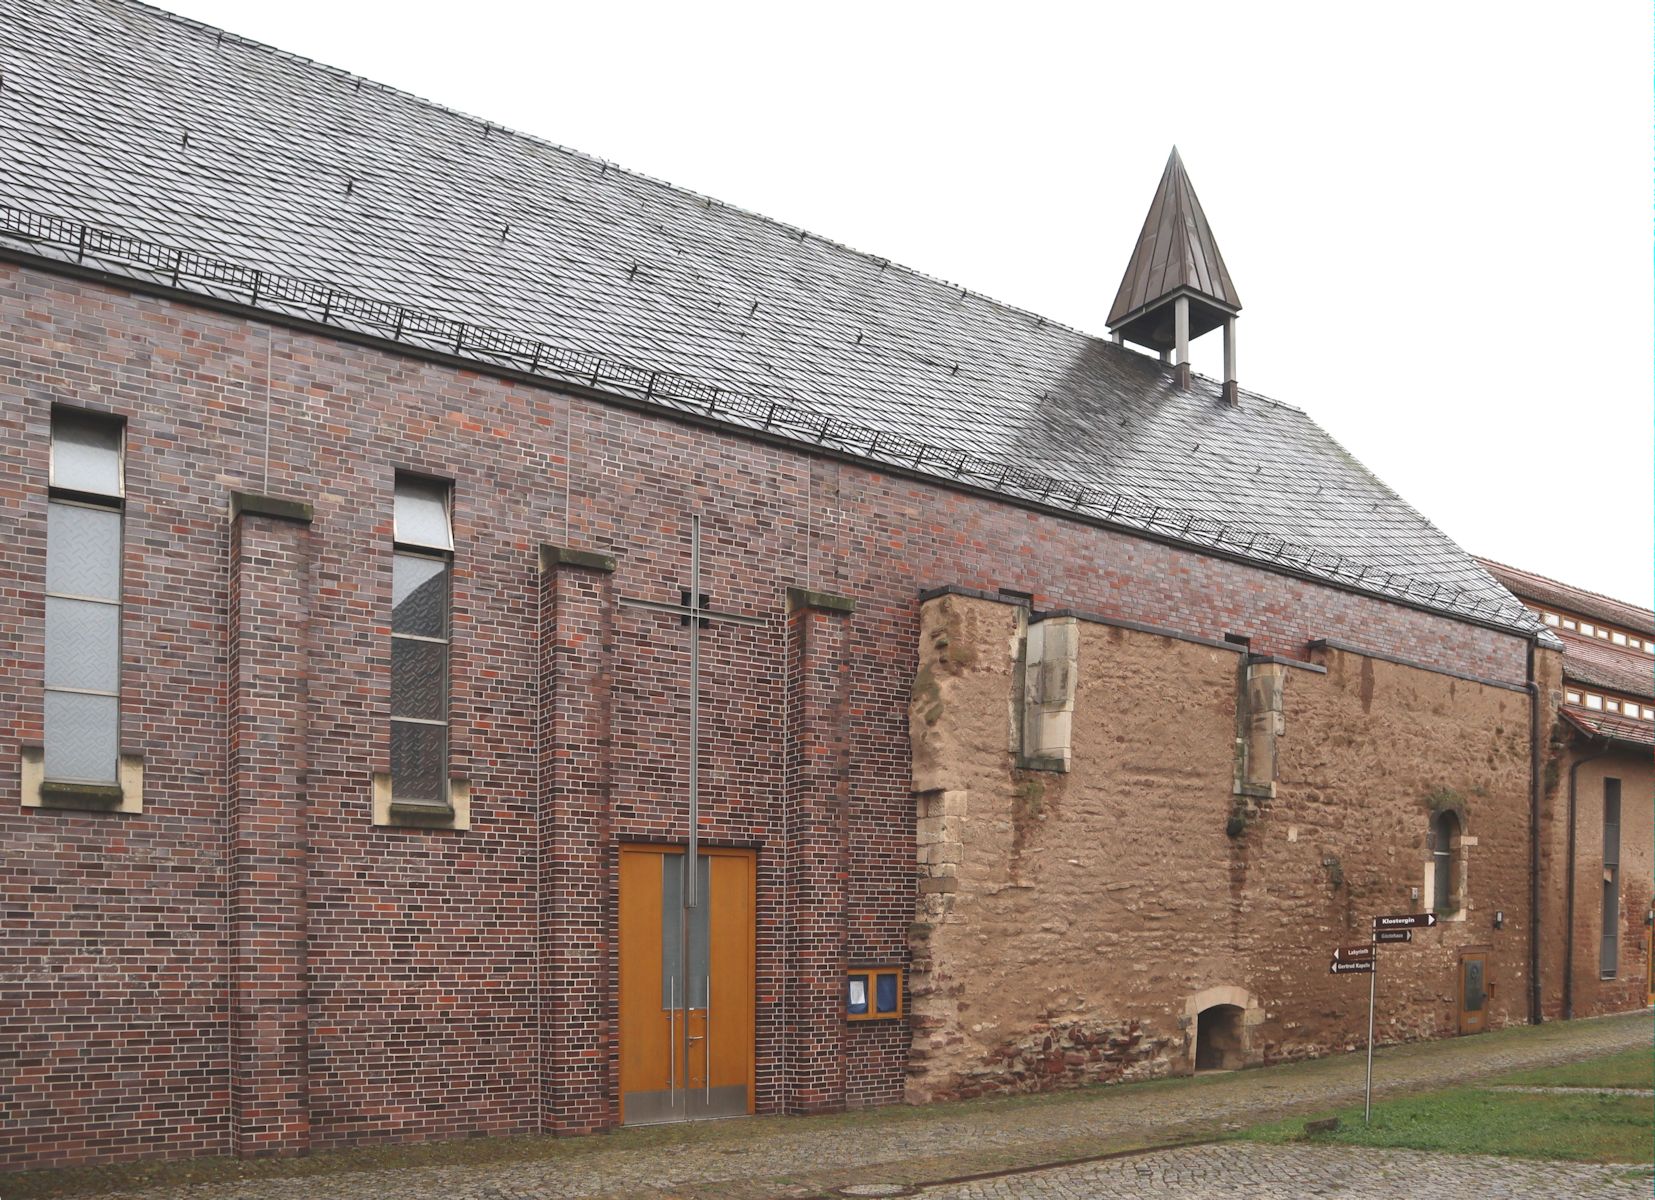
[1493,911,1504,931]
[1645,910,1653,928]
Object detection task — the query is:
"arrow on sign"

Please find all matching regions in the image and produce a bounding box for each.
[1333,945,1375,962]
[1330,959,1375,975]
[1372,913,1437,930]
[1373,929,1413,944]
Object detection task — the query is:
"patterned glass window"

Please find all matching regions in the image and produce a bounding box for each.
[45,410,125,783]
[391,475,452,806]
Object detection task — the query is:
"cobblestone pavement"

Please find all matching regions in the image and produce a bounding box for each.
[922,1143,1652,1199]
[12,1011,1648,1200]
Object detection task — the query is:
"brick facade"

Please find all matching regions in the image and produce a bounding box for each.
[0,262,1567,1170]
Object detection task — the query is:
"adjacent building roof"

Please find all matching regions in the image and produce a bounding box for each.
[0,0,1536,633]
[1478,559,1654,636]
[1556,632,1654,701]
[1477,558,1653,698]
[1560,706,1655,751]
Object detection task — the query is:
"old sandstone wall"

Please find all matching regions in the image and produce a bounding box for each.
[908,592,1540,1103]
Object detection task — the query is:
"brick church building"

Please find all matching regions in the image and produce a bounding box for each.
[0,0,1641,1171]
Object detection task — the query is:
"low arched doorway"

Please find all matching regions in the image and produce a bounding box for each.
[1194,1004,1245,1071]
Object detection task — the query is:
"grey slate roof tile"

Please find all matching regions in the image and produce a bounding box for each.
[0,0,1537,632]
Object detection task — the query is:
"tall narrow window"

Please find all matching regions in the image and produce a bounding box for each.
[390,474,453,809]
[45,410,125,785]
[1432,810,1461,916]
[1601,780,1621,978]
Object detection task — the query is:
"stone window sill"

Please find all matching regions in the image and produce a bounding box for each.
[21,747,144,813]
[372,772,470,830]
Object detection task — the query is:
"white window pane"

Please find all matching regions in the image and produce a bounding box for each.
[1607,701,1620,713]
[1611,632,1628,645]
[44,691,118,783]
[46,502,122,599]
[1563,619,1576,630]
[1643,708,1653,720]
[45,597,120,692]
[394,476,452,550]
[1580,624,1595,636]
[1586,694,1603,710]
[1565,691,1581,704]
[51,412,124,496]
[1543,613,1559,626]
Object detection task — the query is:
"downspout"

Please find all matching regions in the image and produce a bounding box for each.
[1564,735,1612,1021]
[1527,637,1541,1024]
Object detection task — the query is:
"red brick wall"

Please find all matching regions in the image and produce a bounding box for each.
[0,262,1537,1168]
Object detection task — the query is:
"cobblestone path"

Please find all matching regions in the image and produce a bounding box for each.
[923,1143,1651,1199]
[12,1011,1648,1200]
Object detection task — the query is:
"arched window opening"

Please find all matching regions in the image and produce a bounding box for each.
[1433,810,1462,915]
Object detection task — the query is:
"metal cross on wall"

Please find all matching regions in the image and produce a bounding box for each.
[617,515,764,907]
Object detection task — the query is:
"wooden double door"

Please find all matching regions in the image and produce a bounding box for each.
[619,845,755,1124]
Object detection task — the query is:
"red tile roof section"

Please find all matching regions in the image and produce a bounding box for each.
[1560,705,1655,750]
[1558,630,1655,700]
[1476,558,1655,636]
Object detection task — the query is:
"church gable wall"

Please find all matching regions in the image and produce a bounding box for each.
[907,594,1540,1102]
[1,264,1542,1167]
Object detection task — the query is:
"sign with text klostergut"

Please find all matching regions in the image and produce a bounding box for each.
[1372,913,1437,930]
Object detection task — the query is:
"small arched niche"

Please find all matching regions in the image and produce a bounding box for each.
[1184,985,1261,1073]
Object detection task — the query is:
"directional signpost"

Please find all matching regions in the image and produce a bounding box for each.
[1330,913,1437,1124]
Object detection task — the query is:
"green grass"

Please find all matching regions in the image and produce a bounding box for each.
[1239,1081,1654,1164]
[1490,1045,1653,1091]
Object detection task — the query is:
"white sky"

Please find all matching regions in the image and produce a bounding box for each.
[159,0,1654,608]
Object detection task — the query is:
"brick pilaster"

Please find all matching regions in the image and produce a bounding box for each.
[538,545,616,1132]
[228,496,313,1156]
[783,586,855,1113]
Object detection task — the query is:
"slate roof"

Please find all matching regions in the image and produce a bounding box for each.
[1560,706,1655,751]
[1107,148,1240,330]
[0,0,1536,634]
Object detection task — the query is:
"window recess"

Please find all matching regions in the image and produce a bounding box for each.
[384,473,460,823]
[30,408,140,811]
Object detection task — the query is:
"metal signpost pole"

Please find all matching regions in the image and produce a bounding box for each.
[1364,934,1377,1124]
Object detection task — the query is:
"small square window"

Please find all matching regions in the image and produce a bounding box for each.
[1543,613,1560,626]
[394,473,453,550]
[1611,632,1628,646]
[1606,700,1620,714]
[1580,623,1595,637]
[1642,707,1653,721]
[1586,694,1603,711]
[1644,643,1654,655]
[1566,691,1581,704]
[51,409,125,498]
[1563,619,1577,631]
[1598,629,1609,639]
[847,966,903,1021]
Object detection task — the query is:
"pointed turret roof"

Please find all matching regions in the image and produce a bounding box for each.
[1107,148,1240,332]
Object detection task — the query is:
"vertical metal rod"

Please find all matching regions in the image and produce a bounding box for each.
[705,973,712,1104]
[1364,942,1377,1124]
[686,515,701,908]
[668,975,676,1102]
